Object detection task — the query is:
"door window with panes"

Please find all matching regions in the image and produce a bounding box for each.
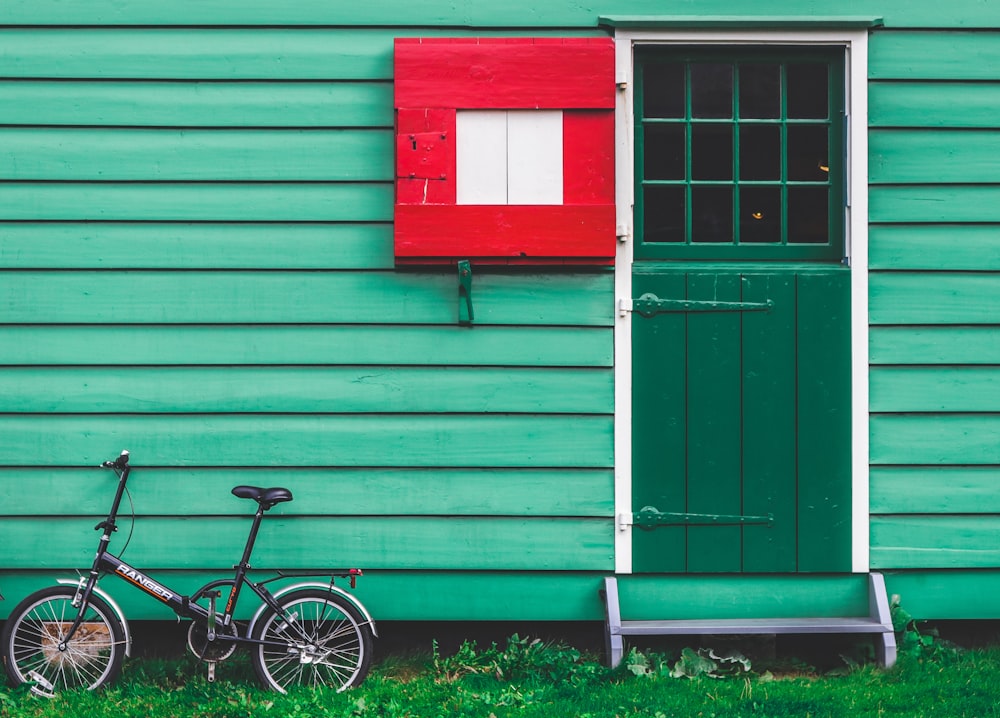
[635,47,845,261]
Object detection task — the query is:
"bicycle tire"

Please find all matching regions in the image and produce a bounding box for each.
[2,586,126,697]
[250,588,373,693]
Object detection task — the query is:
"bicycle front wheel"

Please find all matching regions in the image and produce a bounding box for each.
[250,589,373,693]
[2,586,126,697]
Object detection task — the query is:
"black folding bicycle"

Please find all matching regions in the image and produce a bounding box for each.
[1,450,377,697]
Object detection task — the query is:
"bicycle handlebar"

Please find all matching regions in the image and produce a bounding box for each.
[101,450,130,471]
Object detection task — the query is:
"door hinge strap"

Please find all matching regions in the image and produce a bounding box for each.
[619,507,775,531]
[620,293,773,318]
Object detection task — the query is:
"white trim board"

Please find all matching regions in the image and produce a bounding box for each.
[612,27,870,574]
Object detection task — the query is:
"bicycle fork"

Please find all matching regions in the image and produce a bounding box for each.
[60,568,104,650]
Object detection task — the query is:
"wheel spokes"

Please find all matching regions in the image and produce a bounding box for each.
[9,597,118,696]
[260,601,364,691]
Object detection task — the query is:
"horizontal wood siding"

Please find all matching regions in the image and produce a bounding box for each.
[2,1,999,28]
[0,517,612,571]
[3,3,1000,622]
[0,18,614,621]
[0,571,611,622]
[0,468,613,517]
[0,82,393,128]
[0,326,611,366]
[0,416,612,468]
[0,367,613,413]
[0,183,394,221]
[869,24,1000,593]
[0,272,613,324]
[0,129,395,181]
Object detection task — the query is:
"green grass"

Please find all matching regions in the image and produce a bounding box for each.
[1,636,999,717]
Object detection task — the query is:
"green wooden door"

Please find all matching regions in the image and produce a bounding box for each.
[629,46,853,573]
[631,265,852,573]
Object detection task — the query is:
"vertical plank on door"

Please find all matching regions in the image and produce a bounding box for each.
[742,272,799,572]
[631,271,688,572]
[797,270,853,572]
[686,272,743,572]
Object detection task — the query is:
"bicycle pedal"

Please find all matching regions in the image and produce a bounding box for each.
[27,671,55,693]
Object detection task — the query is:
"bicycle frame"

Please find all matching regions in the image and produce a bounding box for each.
[59,452,368,651]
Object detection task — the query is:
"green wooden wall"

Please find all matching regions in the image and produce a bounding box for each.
[868,26,1000,619]
[0,0,998,622]
[0,10,617,621]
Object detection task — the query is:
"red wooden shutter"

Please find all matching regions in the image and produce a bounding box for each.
[394,38,616,266]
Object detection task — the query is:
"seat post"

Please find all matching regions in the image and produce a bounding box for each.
[218,505,267,627]
[237,505,267,570]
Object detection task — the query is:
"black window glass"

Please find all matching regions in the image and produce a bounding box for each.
[739,125,781,180]
[643,63,686,118]
[739,186,782,243]
[787,125,829,182]
[691,186,733,243]
[786,63,829,119]
[739,63,780,119]
[787,186,829,243]
[643,185,686,243]
[691,124,732,180]
[690,63,733,118]
[644,124,686,180]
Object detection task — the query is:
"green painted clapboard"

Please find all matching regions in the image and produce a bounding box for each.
[870,467,1000,514]
[0,82,392,127]
[0,467,614,517]
[869,225,1000,271]
[0,28,600,80]
[0,325,612,366]
[870,130,1000,183]
[0,271,614,325]
[0,366,613,414]
[870,83,1000,128]
[1,0,996,28]
[870,326,1000,364]
[871,415,1000,465]
[0,516,614,571]
[0,415,614,468]
[0,223,396,270]
[0,129,394,181]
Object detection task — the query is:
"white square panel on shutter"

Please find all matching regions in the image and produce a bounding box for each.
[456,109,563,205]
[456,110,508,204]
[507,110,563,205]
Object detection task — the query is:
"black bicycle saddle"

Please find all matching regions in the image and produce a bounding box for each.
[231,485,293,509]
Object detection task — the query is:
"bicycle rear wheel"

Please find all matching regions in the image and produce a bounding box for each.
[2,586,126,697]
[250,588,373,693]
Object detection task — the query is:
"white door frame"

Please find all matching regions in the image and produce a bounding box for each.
[612,27,870,574]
